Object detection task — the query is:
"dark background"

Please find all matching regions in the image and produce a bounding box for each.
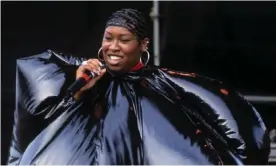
[1,1,276,164]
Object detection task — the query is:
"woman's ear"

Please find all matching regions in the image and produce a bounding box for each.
[140,38,150,52]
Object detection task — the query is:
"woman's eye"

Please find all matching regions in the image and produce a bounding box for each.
[121,39,130,42]
[104,36,112,41]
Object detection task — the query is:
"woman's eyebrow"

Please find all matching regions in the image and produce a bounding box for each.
[105,31,131,37]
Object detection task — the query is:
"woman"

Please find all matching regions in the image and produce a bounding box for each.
[8,9,270,165]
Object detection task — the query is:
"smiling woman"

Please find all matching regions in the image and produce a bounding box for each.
[8,8,270,165]
[101,9,150,73]
[101,26,148,72]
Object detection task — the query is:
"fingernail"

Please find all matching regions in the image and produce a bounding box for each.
[96,70,100,75]
[81,61,88,65]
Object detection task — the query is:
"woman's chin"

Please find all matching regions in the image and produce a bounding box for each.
[106,64,127,74]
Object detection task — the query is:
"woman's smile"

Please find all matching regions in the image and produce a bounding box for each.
[107,54,124,65]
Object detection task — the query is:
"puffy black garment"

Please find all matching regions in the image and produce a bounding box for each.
[7,50,270,165]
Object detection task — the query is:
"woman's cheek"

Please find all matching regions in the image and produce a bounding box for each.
[121,45,136,55]
[101,45,109,56]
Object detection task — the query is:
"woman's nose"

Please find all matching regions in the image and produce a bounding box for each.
[109,41,120,51]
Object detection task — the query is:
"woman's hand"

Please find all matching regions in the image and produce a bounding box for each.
[73,59,106,100]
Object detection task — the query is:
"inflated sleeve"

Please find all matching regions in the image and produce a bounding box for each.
[161,69,270,164]
[7,50,84,165]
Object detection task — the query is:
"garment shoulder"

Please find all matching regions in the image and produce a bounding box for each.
[16,50,85,115]
[157,68,270,164]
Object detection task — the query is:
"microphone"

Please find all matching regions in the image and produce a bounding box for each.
[67,61,106,97]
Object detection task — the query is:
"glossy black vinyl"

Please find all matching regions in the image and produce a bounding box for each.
[7,50,270,165]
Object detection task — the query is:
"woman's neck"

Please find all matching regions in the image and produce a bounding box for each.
[130,60,144,71]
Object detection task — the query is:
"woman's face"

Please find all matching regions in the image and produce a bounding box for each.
[101,26,148,73]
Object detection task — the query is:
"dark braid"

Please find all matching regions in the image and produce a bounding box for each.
[105,8,149,41]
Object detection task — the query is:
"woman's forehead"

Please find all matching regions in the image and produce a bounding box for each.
[104,26,134,36]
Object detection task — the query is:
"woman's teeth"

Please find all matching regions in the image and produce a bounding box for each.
[110,56,122,60]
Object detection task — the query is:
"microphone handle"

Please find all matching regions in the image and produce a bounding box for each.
[67,77,88,97]
[67,63,105,97]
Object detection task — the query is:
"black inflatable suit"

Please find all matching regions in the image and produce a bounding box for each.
[8,50,270,165]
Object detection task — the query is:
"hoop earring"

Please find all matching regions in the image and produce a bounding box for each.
[98,47,104,61]
[141,50,150,66]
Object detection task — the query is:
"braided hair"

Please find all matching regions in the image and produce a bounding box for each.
[105,8,149,41]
